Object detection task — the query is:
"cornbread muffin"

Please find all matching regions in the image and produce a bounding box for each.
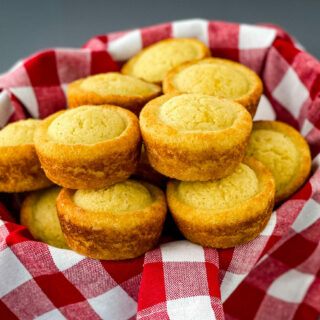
[20,186,68,249]
[57,180,167,260]
[139,94,252,181]
[34,105,141,189]
[167,157,275,248]
[121,38,211,84]
[0,119,52,192]
[67,72,161,115]
[133,144,167,188]
[246,121,311,204]
[163,57,263,117]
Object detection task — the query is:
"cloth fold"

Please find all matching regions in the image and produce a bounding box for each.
[0,19,319,320]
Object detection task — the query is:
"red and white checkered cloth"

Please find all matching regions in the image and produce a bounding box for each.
[0,19,319,320]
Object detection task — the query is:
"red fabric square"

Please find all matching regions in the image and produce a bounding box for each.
[263,46,290,93]
[208,21,239,61]
[219,248,234,272]
[90,51,119,75]
[35,272,85,308]
[239,48,268,74]
[311,75,320,100]
[223,281,266,320]
[273,38,300,64]
[141,23,172,48]
[293,303,319,320]
[56,49,91,84]
[33,86,66,118]
[11,242,59,277]
[163,262,210,300]
[64,259,117,299]
[271,234,317,268]
[0,300,18,320]
[101,255,144,285]
[0,65,31,88]
[138,262,166,311]
[205,262,220,298]
[24,50,60,87]
[208,21,239,49]
[255,295,298,320]
[5,225,33,246]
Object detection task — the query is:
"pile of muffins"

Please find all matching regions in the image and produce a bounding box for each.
[0,38,312,260]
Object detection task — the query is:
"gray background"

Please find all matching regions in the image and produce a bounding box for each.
[0,0,319,73]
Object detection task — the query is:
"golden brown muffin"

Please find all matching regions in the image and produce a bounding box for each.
[67,72,161,115]
[167,157,275,248]
[139,93,252,181]
[0,119,53,193]
[34,105,141,189]
[57,179,167,260]
[163,57,263,117]
[132,144,167,188]
[121,38,211,84]
[20,186,68,249]
[246,121,311,204]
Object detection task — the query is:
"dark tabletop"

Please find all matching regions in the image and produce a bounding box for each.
[0,0,319,73]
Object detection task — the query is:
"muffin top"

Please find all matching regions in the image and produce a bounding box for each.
[73,180,153,213]
[122,38,210,83]
[47,106,126,145]
[80,72,160,96]
[247,129,297,194]
[31,186,68,248]
[159,94,238,131]
[177,163,259,210]
[0,119,42,146]
[246,121,311,201]
[163,58,260,100]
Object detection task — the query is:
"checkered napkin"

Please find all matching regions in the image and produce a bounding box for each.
[0,19,319,320]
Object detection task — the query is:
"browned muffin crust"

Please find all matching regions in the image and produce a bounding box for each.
[166,157,276,248]
[34,105,141,189]
[139,94,252,181]
[246,120,311,204]
[57,182,167,260]
[0,143,52,193]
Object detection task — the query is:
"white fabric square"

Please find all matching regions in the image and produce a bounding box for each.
[0,90,14,128]
[220,271,247,302]
[260,211,277,236]
[301,119,314,136]
[161,240,205,262]
[108,30,142,61]
[273,67,309,118]
[173,19,209,46]
[167,295,215,320]
[61,83,68,95]
[291,199,320,233]
[0,247,32,297]
[49,246,85,271]
[268,269,314,303]
[88,285,137,320]
[239,24,276,50]
[11,86,39,118]
[35,309,66,320]
[253,94,276,121]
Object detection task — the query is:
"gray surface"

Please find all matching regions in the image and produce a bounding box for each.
[0,0,319,73]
